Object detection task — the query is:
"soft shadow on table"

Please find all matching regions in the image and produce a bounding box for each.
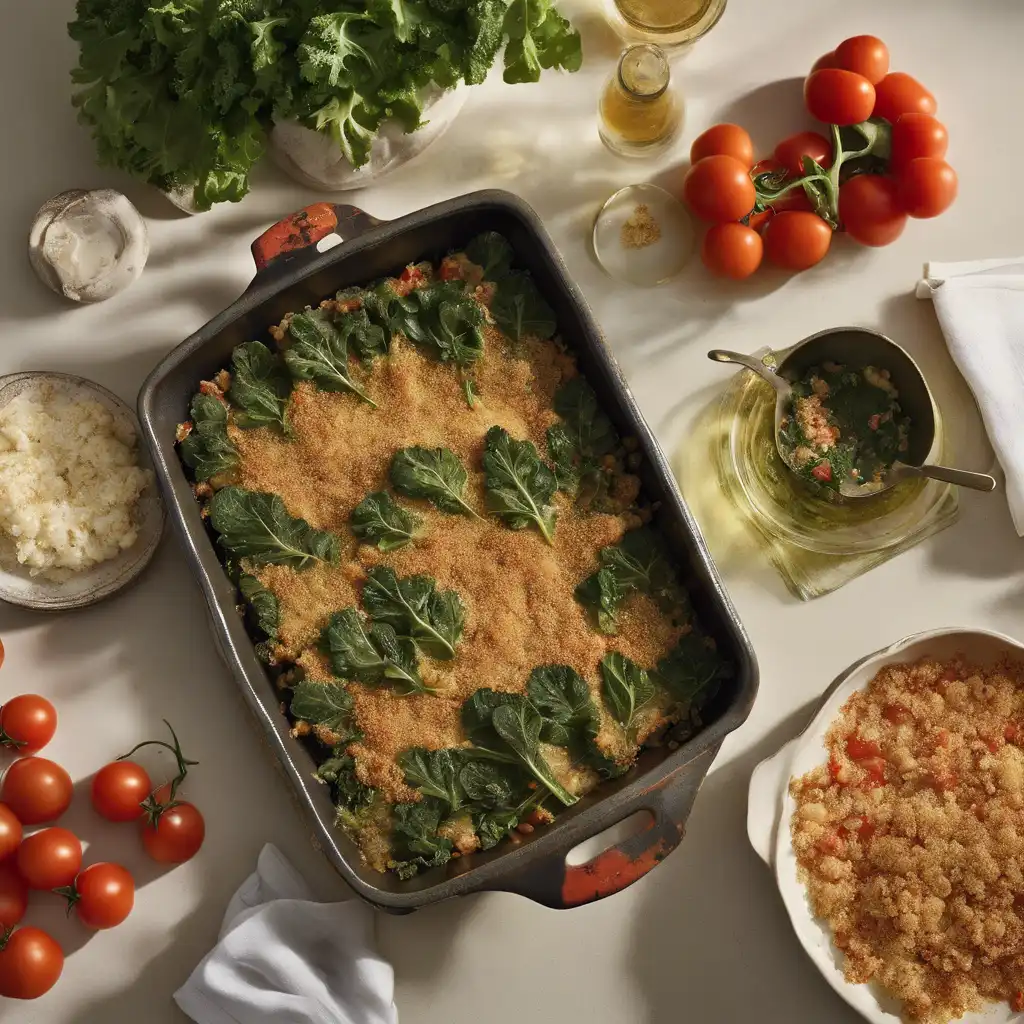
[627,705,865,1024]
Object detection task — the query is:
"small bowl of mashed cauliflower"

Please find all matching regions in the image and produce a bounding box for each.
[0,372,164,610]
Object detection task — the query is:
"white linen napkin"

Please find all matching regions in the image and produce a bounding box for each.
[174,844,398,1024]
[918,257,1024,534]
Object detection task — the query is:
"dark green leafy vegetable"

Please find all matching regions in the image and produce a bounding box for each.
[390,446,483,520]
[547,375,618,499]
[69,0,581,211]
[209,487,340,568]
[362,281,418,337]
[228,342,292,433]
[362,567,465,660]
[459,759,521,807]
[285,310,377,407]
[350,492,421,551]
[290,680,354,735]
[482,426,557,544]
[656,631,731,707]
[462,689,577,806]
[179,393,237,482]
[397,748,464,811]
[317,750,374,813]
[391,798,454,879]
[600,652,655,735]
[344,309,389,362]
[320,608,429,695]
[462,379,479,409]
[238,574,279,639]
[465,231,514,280]
[404,283,486,366]
[490,271,556,342]
[573,568,621,635]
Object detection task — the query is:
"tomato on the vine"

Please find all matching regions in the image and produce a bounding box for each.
[0,803,21,861]
[839,174,907,246]
[683,155,756,222]
[834,35,889,85]
[810,52,836,74]
[0,757,73,825]
[0,695,57,754]
[701,223,763,280]
[872,72,936,123]
[763,212,832,271]
[0,928,64,1000]
[890,113,948,168]
[804,69,875,126]
[689,123,754,169]
[141,789,205,865]
[91,760,153,822]
[61,863,135,929]
[897,158,958,218]
[0,862,27,929]
[16,827,82,890]
[774,132,832,178]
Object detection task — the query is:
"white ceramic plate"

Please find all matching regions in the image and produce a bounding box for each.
[747,628,1024,1024]
[0,372,164,611]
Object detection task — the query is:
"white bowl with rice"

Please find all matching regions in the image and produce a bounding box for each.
[0,372,164,610]
[747,628,1024,1024]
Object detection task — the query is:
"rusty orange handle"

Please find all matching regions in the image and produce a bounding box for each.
[250,203,385,275]
[499,745,718,909]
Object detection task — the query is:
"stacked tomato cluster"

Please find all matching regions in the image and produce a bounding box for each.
[0,642,205,1001]
[682,35,956,279]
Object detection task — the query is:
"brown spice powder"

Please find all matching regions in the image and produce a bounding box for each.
[620,203,662,250]
[230,327,683,803]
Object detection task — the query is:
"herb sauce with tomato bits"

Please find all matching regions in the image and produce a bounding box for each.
[778,363,910,492]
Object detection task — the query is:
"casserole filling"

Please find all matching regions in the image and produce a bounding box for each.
[177,233,730,878]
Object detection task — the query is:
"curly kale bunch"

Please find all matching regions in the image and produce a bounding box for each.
[69,0,582,209]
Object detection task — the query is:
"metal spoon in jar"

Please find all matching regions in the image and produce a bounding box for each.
[708,327,997,499]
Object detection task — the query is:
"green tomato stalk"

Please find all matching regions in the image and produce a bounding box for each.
[750,119,893,229]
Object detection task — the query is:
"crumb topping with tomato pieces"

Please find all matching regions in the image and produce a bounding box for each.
[791,655,1024,1023]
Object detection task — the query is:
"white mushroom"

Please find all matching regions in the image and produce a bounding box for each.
[28,189,149,303]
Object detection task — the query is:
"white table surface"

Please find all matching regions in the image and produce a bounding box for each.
[3,0,1024,1021]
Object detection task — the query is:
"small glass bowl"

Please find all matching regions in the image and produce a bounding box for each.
[592,183,695,287]
[604,0,728,49]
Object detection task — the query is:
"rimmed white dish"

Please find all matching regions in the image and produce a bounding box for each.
[0,372,164,611]
[747,627,1024,1024]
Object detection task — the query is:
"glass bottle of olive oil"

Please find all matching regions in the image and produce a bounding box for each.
[598,44,681,158]
[611,0,727,47]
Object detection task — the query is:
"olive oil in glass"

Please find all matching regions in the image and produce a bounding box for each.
[598,44,681,158]
[611,0,727,47]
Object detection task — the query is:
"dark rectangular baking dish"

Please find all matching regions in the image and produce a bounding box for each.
[138,189,758,911]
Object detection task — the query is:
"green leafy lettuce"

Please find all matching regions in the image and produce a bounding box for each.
[229,342,292,434]
[179,393,237,482]
[285,310,377,407]
[362,567,465,660]
[546,375,619,496]
[209,487,340,569]
[482,425,557,544]
[403,283,486,366]
[600,651,655,736]
[320,608,430,695]
[350,491,422,551]
[290,680,355,737]
[68,0,582,210]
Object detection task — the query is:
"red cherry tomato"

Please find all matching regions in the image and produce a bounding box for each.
[897,158,958,219]
[701,223,764,280]
[0,695,56,754]
[890,113,949,168]
[683,155,756,222]
[0,804,22,861]
[872,72,937,124]
[804,69,875,126]
[689,123,754,170]
[810,52,837,73]
[839,174,908,246]
[141,785,205,864]
[16,827,82,890]
[0,928,64,1000]
[0,757,73,825]
[0,862,27,928]
[833,35,890,85]
[773,131,833,178]
[762,212,832,271]
[66,863,135,929]
[91,761,153,823]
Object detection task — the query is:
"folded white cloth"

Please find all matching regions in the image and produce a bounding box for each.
[174,844,398,1024]
[918,257,1024,534]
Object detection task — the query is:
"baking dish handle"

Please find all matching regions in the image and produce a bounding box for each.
[497,746,719,909]
[250,202,386,278]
